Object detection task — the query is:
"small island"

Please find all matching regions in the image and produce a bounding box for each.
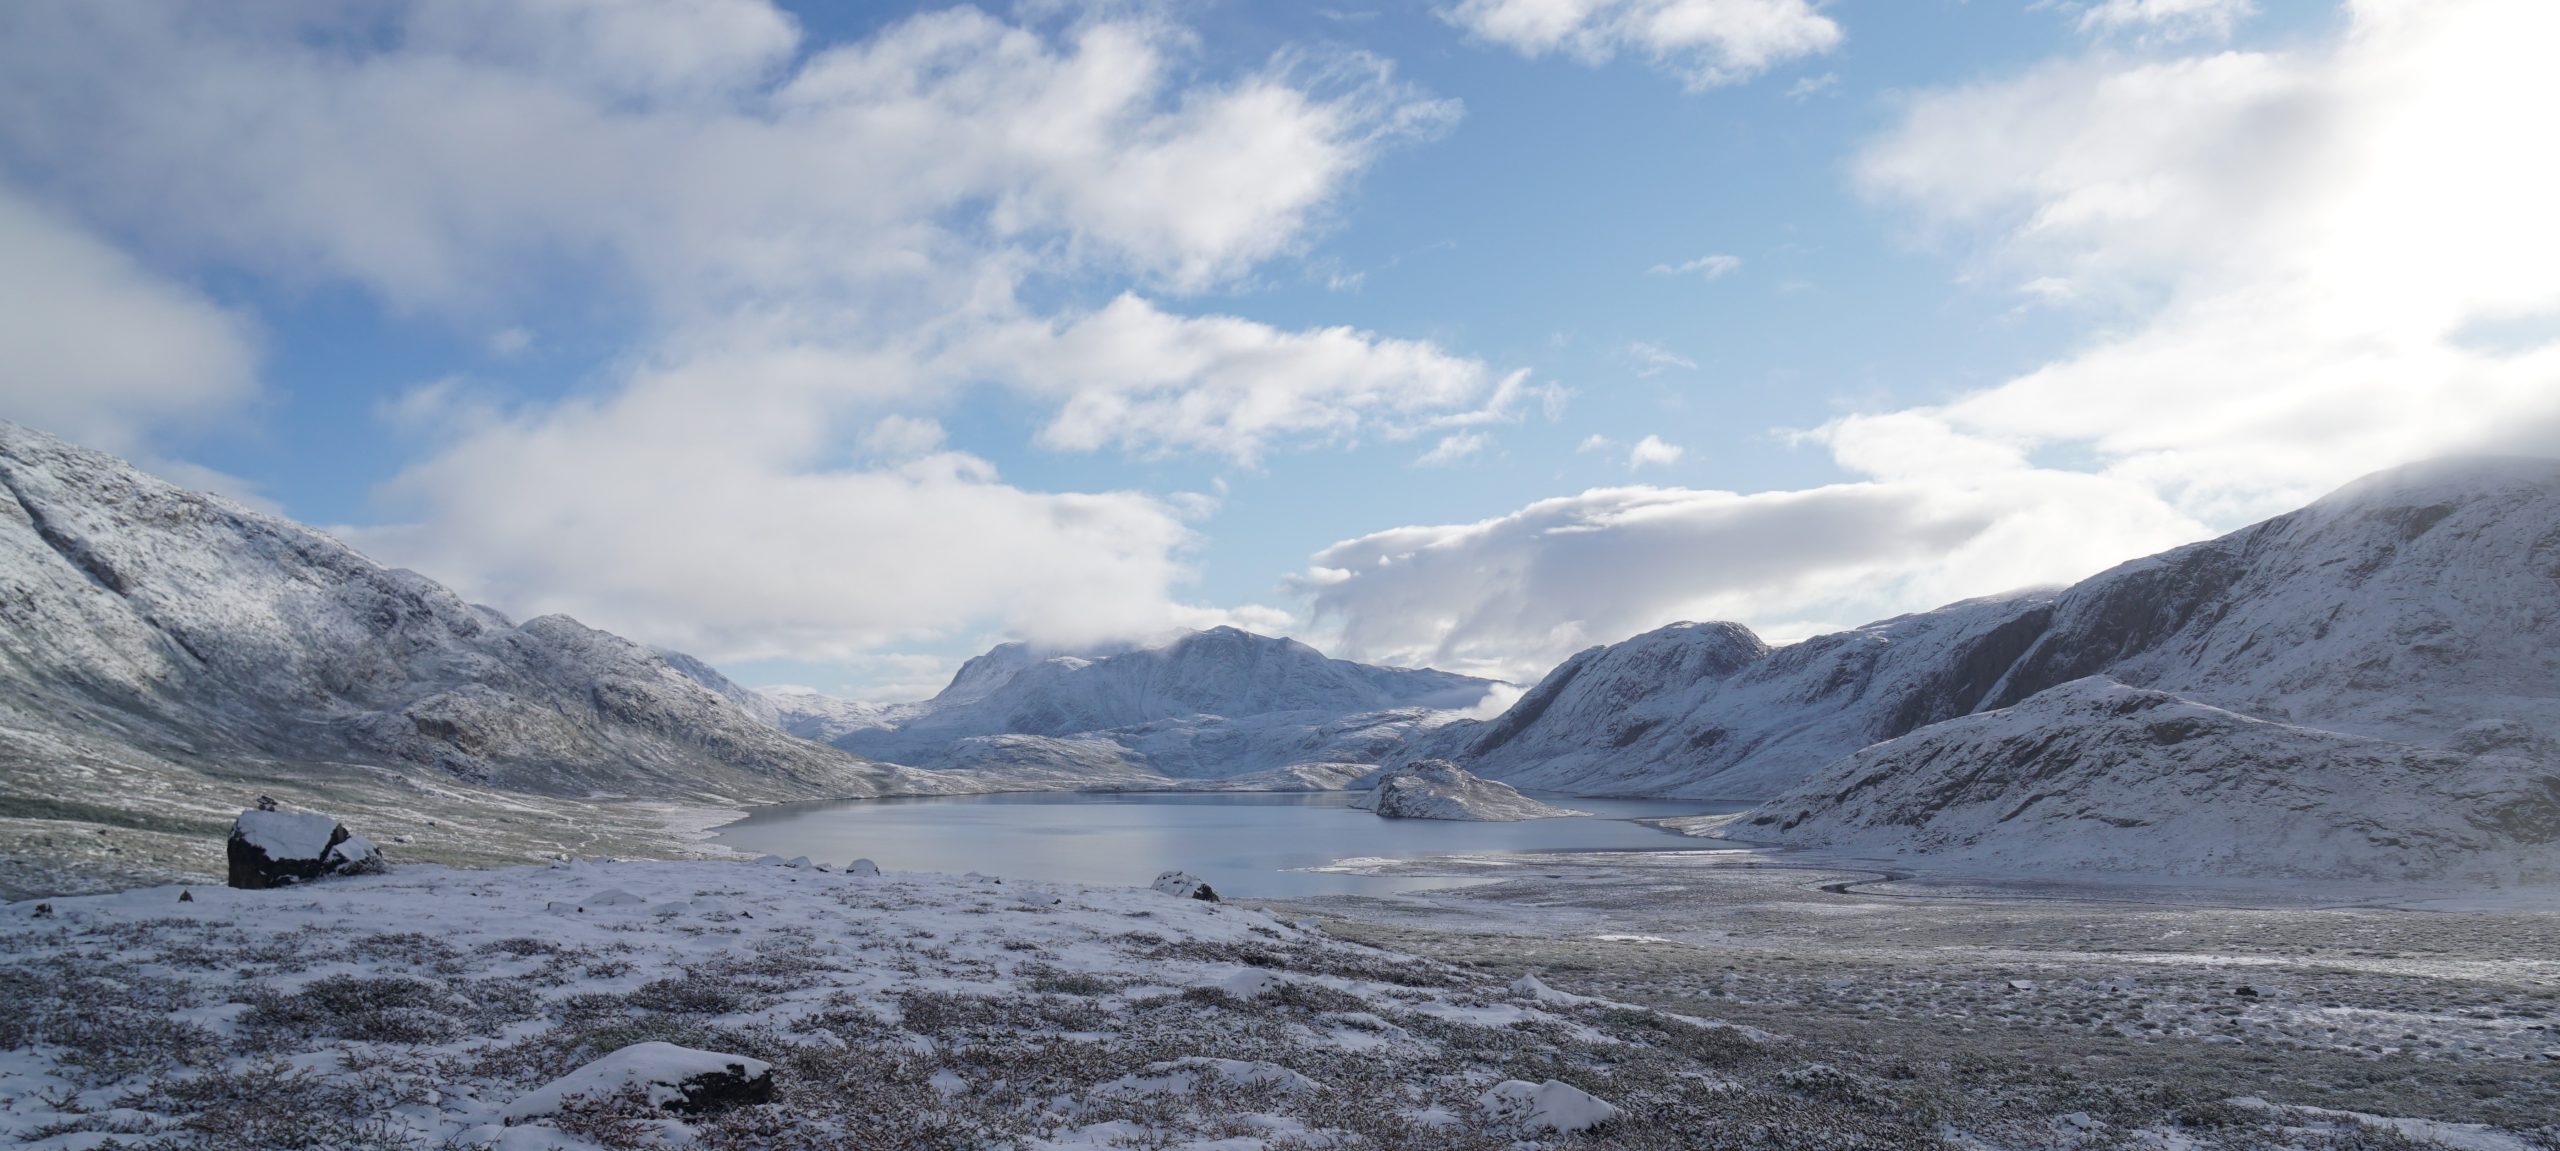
[1351,759,1591,821]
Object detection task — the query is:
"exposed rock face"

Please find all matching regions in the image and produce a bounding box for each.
[1408,458,2560,805]
[0,422,971,866]
[764,627,1497,783]
[1726,678,2560,881]
[502,1042,774,1118]
[226,808,383,889]
[1351,760,1587,821]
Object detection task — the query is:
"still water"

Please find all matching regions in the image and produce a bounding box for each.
[712,790,1742,898]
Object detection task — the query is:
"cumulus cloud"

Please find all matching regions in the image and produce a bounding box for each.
[0,186,259,456]
[1445,0,1842,89]
[1627,435,1685,468]
[961,294,1506,463]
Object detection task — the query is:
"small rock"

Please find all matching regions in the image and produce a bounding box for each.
[844,858,880,877]
[784,856,813,870]
[178,889,193,903]
[1152,870,1218,902]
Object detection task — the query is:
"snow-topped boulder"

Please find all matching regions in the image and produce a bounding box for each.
[226,807,384,889]
[1151,870,1218,901]
[1479,1078,1619,1133]
[502,1042,773,1119]
[1351,760,1587,821]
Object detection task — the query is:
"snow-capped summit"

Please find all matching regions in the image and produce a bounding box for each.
[766,626,1498,780]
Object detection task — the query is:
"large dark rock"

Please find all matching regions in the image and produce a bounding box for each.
[226,808,384,889]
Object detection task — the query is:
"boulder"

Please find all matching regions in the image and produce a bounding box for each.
[226,808,385,889]
[844,858,881,876]
[1151,870,1218,902]
[1352,760,1588,821]
[503,1042,774,1119]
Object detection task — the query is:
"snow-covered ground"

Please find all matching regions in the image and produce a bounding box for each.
[7,852,2554,1149]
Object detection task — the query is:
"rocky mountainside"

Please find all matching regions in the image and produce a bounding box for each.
[1405,458,2560,805]
[766,627,1497,782]
[0,422,971,894]
[1722,678,2560,882]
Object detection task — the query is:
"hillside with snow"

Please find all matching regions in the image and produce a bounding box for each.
[0,422,978,895]
[1709,677,2560,882]
[765,627,1497,783]
[1405,458,2560,879]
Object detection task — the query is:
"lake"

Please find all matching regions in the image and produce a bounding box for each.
[711,791,1744,897]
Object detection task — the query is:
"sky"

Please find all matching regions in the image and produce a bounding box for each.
[1,0,2556,701]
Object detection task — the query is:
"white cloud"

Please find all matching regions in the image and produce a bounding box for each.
[961,294,1507,464]
[0,185,259,455]
[1649,253,1742,278]
[0,6,1454,310]
[2076,0,2255,42]
[1625,341,1697,377]
[349,412,1209,663]
[1298,422,2201,681]
[1415,431,1491,466]
[486,327,534,358]
[1445,0,1842,89]
[1859,0,2560,522]
[861,414,947,459]
[1627,434,1685,468]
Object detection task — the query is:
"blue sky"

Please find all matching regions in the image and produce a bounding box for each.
[2,0,2553,700]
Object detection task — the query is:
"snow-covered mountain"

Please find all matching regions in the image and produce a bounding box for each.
[765,627,1498,783]
[1392,595,2059,799]
[1414,456,2560,878]
[0,422,973,892]
[1408,458,2560,795]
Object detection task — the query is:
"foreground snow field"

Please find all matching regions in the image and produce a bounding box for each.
[8,857,2554,1150]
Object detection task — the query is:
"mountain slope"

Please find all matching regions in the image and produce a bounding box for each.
[1410,458,2560,804]
[0,422,973,893]
[1393,595,2060,799]
[768,627,1496,780]
[1720,677,2560,881]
